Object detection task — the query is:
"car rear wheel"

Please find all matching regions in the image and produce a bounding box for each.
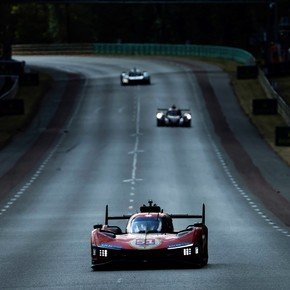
[194,228,208,267]
[200,229,208,267]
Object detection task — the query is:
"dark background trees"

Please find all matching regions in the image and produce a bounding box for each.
[9,3,268,48]
[0,1,290,54]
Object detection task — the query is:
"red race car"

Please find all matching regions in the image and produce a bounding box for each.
[91,200,208,269]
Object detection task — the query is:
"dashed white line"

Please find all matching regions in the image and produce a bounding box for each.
[123,95,144,212]
[0,77,89,218]
[211,142,289,238]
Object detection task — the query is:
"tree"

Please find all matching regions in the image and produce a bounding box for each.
[0,1,13,59]
[7,1,274,54]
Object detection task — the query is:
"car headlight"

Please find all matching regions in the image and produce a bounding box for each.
[156,112,163,119]
[99,249,108,257]
[183,247,192,256]
[184,113,191,120]
[92,246,108,257]
[183,246,199,255]
[123,78,129,83]
[92,247,97,256]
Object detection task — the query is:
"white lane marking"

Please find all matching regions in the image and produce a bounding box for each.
[0,76,89,218]
[123,95,144,186]
[122,94,145,212]
[118,106,125,113]
[180,67,290,238]
[211,141,290,238]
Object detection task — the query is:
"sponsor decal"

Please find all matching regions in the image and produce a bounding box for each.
[167,242,193,250]
[99,243,122,250]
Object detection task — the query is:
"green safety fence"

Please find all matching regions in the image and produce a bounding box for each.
[92,43,255,64]
[13,43,255,64]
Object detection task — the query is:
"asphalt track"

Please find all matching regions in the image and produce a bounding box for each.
[0,56,289,289]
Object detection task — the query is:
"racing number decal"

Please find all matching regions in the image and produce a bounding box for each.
[130,238,161,249]
[136,239,155,246]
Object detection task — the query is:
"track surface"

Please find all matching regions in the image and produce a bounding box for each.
[0,56,289,289]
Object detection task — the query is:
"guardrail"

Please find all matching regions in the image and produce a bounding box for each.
[93,43,256,64]
[11,43,290,124]
[259,72,290,125]
[13,43,94,55]
[0,76,19,100]
[13,43,255,64]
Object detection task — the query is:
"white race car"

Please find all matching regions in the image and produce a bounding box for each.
[120,68,151,85]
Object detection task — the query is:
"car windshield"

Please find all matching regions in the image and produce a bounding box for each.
[129,217,162,233]
[129,72,142,77]
[167,110,181,117]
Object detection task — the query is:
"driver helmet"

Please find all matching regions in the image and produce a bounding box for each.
[147,220,160,232]
[132,221,146,233]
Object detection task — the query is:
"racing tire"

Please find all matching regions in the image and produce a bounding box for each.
[200,228,208,267]
[91,264,104,271]
[194,227,208,268]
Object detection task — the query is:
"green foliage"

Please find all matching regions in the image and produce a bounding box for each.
[0,2,281,50]
[11,3,51,43]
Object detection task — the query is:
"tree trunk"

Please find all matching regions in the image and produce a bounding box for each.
[0,1,13,60]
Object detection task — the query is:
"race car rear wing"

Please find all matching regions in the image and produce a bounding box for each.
[105,205,131,224]
[105,202,205,225]
[170,204,205,225]
[157,108,191,112]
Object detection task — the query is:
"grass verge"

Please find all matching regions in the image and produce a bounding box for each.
[221,61,290,166]
[0,73,52,148]
[187,56,290,166]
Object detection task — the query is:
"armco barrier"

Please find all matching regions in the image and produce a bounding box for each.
[13,43,94,55]
[259,71,290,125]
[0,76,19,100]
[91,43,256,64]
[13,43,255,64]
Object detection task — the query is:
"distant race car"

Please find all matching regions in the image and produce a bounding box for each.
[120,68,151,85]
[156,105,191,127]
[91,200,208,269]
